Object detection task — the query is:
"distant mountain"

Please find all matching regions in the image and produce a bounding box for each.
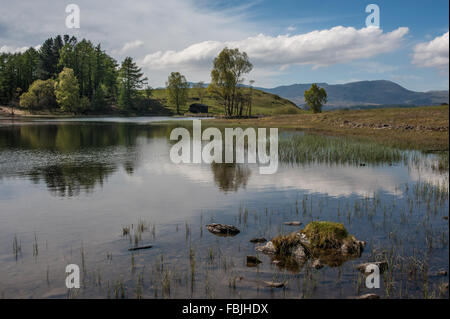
[257,80,449,109]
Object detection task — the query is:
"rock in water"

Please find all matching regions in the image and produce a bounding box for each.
[257,221,365,270]
[246,256,262,267]
[355,294,380,299]
[250,237,267,244]
[206,223,240,237]
[264,281,285,288]
[284,221,302,226]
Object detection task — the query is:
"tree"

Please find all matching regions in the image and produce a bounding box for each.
[166,72,189,115]
[304,84,327,113]
[193,81,205,104]
[118,57,147,110]
[19,79,56,111]
[54,68,80,113]
[208,48,253,117]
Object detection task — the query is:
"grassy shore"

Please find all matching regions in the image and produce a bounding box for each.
[206,105,449,151]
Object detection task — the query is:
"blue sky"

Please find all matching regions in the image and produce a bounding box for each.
[1,0,448,91]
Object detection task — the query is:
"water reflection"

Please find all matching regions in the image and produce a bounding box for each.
[27,163,116,197]
[0,120,447,198]
[211,163,251,192]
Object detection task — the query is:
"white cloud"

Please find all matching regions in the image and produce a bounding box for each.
[0,0,257,85]
[0,45,29,54]
[114,40,144,55]
[412,31,449,70]
[142,26,409,73]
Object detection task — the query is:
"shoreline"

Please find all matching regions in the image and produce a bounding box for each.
[204,105,450,152]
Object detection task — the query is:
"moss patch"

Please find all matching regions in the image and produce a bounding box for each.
[301,221,349,249]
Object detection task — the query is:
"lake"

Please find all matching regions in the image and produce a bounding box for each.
[0,117,448,299]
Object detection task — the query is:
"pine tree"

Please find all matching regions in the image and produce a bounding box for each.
[118,57,147,110]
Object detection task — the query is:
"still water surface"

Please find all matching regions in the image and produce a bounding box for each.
[0,118,448,298]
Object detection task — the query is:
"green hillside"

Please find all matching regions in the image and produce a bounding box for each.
[149,87,303,116]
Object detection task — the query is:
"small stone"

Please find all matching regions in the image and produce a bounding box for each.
[206,224,240,236]
[264,281,285,288]
[272,260,281,265]
[250,237,267,244]
[246,256,262,267]
[355,294,380,299]
[284,221,302,226]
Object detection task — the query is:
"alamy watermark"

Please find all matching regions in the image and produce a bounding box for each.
[364,264,380,289]
[65,4,80,29]
[169,120,279,175]
[365,4,380,28]
[65,264,80,289]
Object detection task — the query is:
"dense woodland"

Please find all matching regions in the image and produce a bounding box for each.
[0,35,151,114]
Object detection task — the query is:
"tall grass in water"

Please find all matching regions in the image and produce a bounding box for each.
[279,134,405,166]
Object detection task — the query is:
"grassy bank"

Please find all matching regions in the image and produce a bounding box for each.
[150,87,302,115]
[207,105,449,151]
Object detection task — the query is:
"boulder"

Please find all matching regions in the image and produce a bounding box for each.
[206,223,240,237]
[189,103,208,114]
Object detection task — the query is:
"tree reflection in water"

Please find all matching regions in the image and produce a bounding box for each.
[211,162,251,192]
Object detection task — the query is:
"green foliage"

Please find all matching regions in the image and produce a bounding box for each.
[209,48,253,117]
[1,35,118,111]
[19,79,56,111]
[54,68,80,113]
[59,39,118,106]
[118,57,147,110]
[304,84,327,113]
[0,48,40,104]
[166,72,189,115]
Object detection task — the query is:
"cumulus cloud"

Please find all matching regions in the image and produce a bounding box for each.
[412,31,449,70]
[142,26,409,72]
[114,40,144,55]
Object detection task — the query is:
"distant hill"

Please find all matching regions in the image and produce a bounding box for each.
[151,87,303,115]
[257,80,449,109]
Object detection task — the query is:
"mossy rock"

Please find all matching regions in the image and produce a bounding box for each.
[261,221,365,271]
[301,221,350,249]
